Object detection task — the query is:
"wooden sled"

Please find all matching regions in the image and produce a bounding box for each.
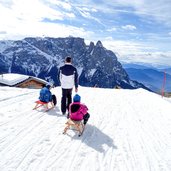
[63,119,84,136]
[33,100,54,111]
[33,94,57,111]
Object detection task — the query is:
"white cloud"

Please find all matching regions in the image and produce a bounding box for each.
[123,52,171,67]
[107,27,117,32]
[0,0,64,28]
[14,0,65,21]
[0,19,95,41]
[47,0,72,11]
[102,37,171,66]
[0,0,76,26]
[76,7,102,25]
[91,8,98,12]
[84,0,171,27]
[0,0,171,67]
[103,38,144,55]
[0,31,7,34]
[122,25,136,30]
[0,0,78,40]
[138,1,171,26]
[65,12,75,18]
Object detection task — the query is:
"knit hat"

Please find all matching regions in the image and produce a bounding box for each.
[73,94,81,102]
[46,83,51,89]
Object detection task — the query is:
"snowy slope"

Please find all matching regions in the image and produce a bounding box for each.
[0,86,171,171]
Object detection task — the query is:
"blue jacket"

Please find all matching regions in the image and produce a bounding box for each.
[39,87,52,103]
[59,63,78,89]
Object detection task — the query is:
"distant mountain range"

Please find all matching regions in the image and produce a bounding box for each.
[122,63,171,92]
[0,37,150,90]
[160,68,171,75]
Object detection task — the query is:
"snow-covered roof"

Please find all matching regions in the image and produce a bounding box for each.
[0,73,47,86]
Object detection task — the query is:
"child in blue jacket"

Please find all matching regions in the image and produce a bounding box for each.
[39,84,52,103]
[33,84,55,110]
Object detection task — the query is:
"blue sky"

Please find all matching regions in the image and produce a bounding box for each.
[0,0,171,67]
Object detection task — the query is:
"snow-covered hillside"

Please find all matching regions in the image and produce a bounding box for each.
[0,86,171,171]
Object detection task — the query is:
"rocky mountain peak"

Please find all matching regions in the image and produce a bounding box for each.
[96,40,103,48]
[0,37,150,90]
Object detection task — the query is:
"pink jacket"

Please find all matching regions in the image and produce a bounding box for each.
[69,102,88,121]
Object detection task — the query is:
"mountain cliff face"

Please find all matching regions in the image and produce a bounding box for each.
[0,37,149,90]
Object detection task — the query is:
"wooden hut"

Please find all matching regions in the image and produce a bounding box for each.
[0,73,47,89]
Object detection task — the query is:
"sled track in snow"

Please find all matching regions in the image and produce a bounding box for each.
[0,108,39,127]
[0,91,36,108]
[0,111,47,152]
[15,119,62,171]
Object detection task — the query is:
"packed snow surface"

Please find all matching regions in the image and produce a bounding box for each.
[0,86,171,171]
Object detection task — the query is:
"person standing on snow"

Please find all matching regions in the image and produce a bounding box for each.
[58,56,78,117]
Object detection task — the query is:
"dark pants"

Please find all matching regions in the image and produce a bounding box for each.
[61,88,72,113]
[83,113,90,125]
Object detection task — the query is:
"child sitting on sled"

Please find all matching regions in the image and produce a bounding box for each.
[63,94,90,135]
[69,94,90,125]
[33,84,56,110]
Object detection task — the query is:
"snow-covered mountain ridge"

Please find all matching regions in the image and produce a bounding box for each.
[0,37,149,90]
[0,86,170,171]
